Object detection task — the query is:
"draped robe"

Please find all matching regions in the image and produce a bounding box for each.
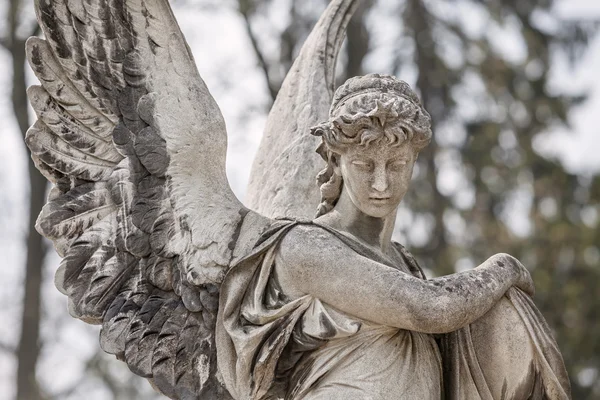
[216,220,571,399]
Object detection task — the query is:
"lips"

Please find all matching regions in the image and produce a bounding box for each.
[369,196,391,201]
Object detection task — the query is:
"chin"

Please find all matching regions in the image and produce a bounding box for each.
[361,205,396,219]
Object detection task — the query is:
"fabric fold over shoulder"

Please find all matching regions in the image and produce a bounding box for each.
[215,220,425,399]
[216,220,306,399]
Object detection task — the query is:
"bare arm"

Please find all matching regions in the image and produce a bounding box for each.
[275,225,532,334]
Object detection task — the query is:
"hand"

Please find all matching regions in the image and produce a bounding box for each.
[491,253,535,297]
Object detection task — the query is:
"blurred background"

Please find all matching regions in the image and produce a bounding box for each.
[1,0,599,398]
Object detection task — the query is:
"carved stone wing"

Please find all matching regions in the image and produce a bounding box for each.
[25,0,262,397]
[246,0,360,219]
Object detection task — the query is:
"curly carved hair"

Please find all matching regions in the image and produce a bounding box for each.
[310,74,432,217]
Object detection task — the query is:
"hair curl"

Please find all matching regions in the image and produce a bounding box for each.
[310,74,432,217]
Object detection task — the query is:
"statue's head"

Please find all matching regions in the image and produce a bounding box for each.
[311,74,432,218]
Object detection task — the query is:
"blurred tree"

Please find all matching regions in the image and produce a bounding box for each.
[236,0,372,104]
[237,0,600,398]
[2,0,45,398]
[395,1,600,398]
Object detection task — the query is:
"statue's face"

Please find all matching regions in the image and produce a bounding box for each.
[335,138,416,218]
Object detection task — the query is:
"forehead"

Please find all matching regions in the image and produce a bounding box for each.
[342,140,415,161]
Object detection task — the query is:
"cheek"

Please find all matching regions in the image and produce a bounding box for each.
[342,170,372,201]
[349,173,372,197]
[390,168,413,194]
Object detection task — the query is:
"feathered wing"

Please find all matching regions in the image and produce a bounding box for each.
[25,0,268,398]
[246,0,360,219]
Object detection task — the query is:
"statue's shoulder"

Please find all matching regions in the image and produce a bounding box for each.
[272,220,365,271]
[231,218,333,267]
[275,220,337,253]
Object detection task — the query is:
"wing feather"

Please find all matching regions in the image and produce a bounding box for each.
[27,86,120,162]
[27,37,116,139]
[134,127,169,177]
[174,311,210,397]
[143,255,174,291]
[151,301,189,398]
[31,153,69,188]
[127,294,179,377]
[100,274,151,355]
[26,121,116,181]
[35,0,118,120]
[37,182,116,240]
[80,251,137,320]
[27,1,260,398]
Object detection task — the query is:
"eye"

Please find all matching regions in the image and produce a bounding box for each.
[388,160,408,171]
[351,160,372,170]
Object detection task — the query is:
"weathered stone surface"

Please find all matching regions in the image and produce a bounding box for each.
[26,0,570,399]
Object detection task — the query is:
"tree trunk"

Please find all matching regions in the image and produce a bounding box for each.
[344,0,371,79]
[8,0,46,398]
[405,0,448,269]
[15,164,46,400]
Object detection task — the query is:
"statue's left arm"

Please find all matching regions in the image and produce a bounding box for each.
[398,244,572,399]
[275,224,532,334]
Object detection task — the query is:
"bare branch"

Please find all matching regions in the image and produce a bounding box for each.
[237,0,279,102]
[28,21,41,38]
[344,0,372,80]
[0,341,15,353]
[0,36,9,50]
[7,0,20,51]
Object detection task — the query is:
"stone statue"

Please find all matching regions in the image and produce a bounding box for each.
[25,0,571,399]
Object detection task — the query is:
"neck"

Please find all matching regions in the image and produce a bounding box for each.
[319,188,397,252]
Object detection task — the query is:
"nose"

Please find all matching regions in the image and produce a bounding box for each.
[371,165,389,192]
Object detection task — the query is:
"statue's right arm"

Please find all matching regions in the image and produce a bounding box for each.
[275,225,533,334]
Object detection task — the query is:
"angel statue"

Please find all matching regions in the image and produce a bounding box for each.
[24,0,571,398]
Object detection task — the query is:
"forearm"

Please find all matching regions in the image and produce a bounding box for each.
[398,254,518,334]
[277,226,523,335]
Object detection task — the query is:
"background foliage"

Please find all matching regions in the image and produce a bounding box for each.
[1,0,598,398]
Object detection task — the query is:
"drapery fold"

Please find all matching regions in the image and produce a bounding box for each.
[217,220,571,400]
[441,287,571,399]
